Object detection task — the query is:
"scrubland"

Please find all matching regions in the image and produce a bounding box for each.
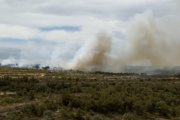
[0,67,180,120]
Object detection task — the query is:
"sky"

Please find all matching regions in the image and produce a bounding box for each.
[0,0,177,66]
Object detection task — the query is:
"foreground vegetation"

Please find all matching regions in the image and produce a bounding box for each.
[0,67,180,120]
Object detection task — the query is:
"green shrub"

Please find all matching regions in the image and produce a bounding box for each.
[90,114,103,120]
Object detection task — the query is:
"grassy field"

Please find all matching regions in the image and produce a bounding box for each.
[0,66,180,120]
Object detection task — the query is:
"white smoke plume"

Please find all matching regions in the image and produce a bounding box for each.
[1,0,180,72]
[70,5,180,71]
[70,32,112,71]
[125,10,180,66]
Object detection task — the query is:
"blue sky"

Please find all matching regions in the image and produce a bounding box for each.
[39,26,81,31]
[0,38,26,43]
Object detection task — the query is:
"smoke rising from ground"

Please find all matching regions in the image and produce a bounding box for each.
[71,10,180,71]
[126,11,179,66]
[1,1,180,72]
[71,32,112,71]
[126,9,180,67]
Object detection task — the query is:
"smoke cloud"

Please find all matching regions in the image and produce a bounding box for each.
[70,9,180,71]
[126,9,180,66]
[71,32,112,71]
[1,0,180,72]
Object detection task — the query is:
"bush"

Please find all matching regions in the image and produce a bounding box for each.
[73,108,84,120]
[43,110,53,120]
[6,112,23,120]
[122,113,135,120]
[60,108,69,119]
[90,114,103,120]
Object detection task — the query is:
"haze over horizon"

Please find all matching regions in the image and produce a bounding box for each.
[0,0,180,72]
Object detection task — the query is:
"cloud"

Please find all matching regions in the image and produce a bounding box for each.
[0,47,20,59]
[0,41,81,67]
[0,24,84,42]
[0,0,178,70]
[0,0,174,42]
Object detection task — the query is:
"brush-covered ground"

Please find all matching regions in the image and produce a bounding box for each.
[0,67,180,120]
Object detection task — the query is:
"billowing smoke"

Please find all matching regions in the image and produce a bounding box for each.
[126,10,180,66]
[71,9,180,71]
[71,32,112,71]
[1,0,180,73]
